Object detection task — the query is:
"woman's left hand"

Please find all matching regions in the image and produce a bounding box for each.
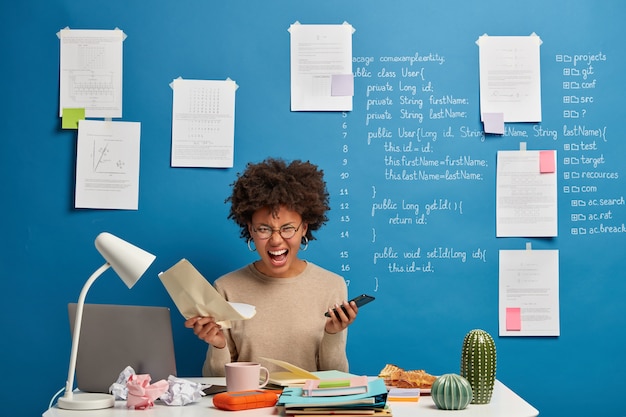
[325,300,358,334]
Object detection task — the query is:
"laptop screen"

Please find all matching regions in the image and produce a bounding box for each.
[68,303,177,393]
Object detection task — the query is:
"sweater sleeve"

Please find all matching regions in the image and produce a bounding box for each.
[201,278,237,376]
[202,343,231,376]
[318,329,349,372]
[318,272,349,372]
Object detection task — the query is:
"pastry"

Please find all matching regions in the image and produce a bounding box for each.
[378,364,436,389]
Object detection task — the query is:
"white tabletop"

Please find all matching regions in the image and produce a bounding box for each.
[43,378,538,417]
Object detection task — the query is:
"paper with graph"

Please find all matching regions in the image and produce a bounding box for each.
[74,119,141,210]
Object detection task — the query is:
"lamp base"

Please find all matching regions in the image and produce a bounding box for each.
[57,392,115,410]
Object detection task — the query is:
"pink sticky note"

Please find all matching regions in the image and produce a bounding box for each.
[482,112,504,134]
[540,150,556,173]
[331,74,354,96]
[506,307,522,331]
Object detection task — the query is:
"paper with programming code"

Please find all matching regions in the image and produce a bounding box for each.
[158,258,255,328]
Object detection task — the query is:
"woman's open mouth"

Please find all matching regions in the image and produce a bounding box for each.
[268,249,288,265]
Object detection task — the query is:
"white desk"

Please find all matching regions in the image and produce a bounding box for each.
[43,378,538,417]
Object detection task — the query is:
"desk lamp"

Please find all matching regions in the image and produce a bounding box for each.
[57,232,156,410]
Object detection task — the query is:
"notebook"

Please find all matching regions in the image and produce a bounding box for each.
[67,303,177,393]
[260,357,357,387]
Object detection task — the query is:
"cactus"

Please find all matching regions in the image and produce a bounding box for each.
[460,329,496,404]
[431,373,473,410]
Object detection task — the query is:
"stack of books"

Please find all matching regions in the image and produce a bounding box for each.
[277,376,390,416]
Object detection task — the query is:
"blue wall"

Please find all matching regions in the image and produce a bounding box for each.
[2,1,625,416]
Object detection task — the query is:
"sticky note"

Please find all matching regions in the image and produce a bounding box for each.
[506,307,522,331]
[482,112,504,134]
[62,108,85,129]
[331,74,354,97]
[318,379,350,388]
[539,150,556,173]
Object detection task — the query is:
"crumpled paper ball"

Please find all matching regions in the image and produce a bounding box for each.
[126,374,169,409]
[109,366,136,400]
[109,366,205,407]
[159,375,205,406]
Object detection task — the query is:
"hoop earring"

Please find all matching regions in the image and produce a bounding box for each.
[300,236,309,251]
[247,238,256,252]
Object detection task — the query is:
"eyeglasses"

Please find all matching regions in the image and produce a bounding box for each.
[252,222,303,240]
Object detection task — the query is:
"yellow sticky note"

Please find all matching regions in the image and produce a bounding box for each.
[62,108,85,129]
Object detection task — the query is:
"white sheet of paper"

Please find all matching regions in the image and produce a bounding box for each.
[499,249,560,336]
[58,28,124,118]
[478,34,542,122]
[289,22,354,111]
[75,120,141,210]
[496,150,558,237]
[170,78,237,168]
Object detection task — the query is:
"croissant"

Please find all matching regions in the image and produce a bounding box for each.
[378,364,437,389]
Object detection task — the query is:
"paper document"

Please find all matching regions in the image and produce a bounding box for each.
[158,259,255,328]
[499,248,560,336]
[288,22,354,111]
[58,28,124,118]
[496,149,558,237]
[477,34,542,122]
[170,78,237,168]
[74,120,141,210]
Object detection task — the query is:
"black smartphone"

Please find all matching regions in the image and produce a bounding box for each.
[324,294,375,318]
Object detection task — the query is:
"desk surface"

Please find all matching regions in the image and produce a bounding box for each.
[43,378,538,417]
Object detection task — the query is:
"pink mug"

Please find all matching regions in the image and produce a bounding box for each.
[224,362,270,392]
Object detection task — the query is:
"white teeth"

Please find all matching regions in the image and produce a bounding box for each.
[269,249,287,256]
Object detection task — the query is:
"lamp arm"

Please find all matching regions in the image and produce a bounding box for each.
[62,262,112,399]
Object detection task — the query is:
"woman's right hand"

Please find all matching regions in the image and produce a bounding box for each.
[184,316,227,349]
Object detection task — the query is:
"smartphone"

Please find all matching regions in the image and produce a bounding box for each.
[325,294,375,318]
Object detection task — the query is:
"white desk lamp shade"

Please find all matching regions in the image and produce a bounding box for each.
[57,232,156,410]
[95,232,157,288]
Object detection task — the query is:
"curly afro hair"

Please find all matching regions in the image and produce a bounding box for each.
[227,158,330,241]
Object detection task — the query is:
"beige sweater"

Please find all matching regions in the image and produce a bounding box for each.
[202,262,349,376]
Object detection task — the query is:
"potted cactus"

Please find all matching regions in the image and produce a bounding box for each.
[460,329,496,404]
[431,373,473,410]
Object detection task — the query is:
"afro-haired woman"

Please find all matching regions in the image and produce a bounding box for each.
[185,158,359,376]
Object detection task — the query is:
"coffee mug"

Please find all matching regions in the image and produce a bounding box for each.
[224,362,270,391]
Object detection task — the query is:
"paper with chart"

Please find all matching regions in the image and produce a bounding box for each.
[499,248,560,336]
[170,78,237,168]
[58,28,124,118]
[496,149,558,237]
[477,34,542,122]
[74,120,141,210]
[289,22,354,111]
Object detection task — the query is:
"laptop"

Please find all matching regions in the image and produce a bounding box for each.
[68,303,177,393]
